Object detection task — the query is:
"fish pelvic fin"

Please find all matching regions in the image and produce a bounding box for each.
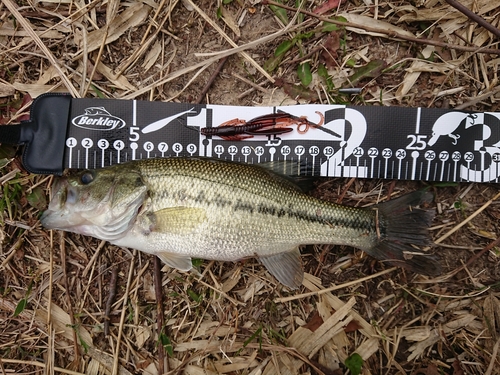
[368,190,441,276]
[259,247,304,289]
[156,252,192,271]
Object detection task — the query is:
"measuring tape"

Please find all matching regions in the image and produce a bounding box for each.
[2,93,499,182]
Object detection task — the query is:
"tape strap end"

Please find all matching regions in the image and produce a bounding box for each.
[0,122,25,145]
[21,93,72,175]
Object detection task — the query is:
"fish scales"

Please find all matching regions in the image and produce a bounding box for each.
[135,158,377,256]
[41,157,441,289]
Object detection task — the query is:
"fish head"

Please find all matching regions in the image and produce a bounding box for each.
[41,166,147,241]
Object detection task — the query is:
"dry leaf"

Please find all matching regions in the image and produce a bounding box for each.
[142,40,162,72]
[12,83,68,97]
[396,0,499,23]
[96,61,136,91]
[344,319,362,333]
[483,295,499,341]
[452,359,465,375]
[314,0,344,15]
[212,357,260,373]
[181,0,194,11]
[302,311,324,332]
[413,363,441,375]
[322,32,340,69]
[36,65,61,85]
[83,3,151,53]
[135,326,152,349]
[275,78,320,102]
[220,6,240,38]
[340,13,416,38]
[0,26,63,39]
[0,82,15,98]
[143,362,158,375]
[408,314,478,361]
[396,45,435,99]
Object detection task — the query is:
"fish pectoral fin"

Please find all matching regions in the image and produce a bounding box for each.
[156,251,193,271]
[150,206,206,234]
[259,247,303,289]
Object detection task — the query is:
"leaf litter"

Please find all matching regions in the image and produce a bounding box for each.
[0,0,500,374]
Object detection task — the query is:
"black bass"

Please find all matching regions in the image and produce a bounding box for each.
[40,157,440,288]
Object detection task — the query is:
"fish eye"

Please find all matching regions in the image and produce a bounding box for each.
[80,171,94,185]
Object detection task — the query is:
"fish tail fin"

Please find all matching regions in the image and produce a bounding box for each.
[367,190,441,276]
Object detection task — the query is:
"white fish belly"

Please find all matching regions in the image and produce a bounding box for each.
[112,201,376,261]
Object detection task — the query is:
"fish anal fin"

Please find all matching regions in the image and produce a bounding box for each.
[259,247,303,289]
[156,251,193,271]
[150,206,206,235]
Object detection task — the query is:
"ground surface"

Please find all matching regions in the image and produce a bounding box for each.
[0,0,499,374]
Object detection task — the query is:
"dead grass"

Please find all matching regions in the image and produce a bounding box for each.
[1,0,500,374]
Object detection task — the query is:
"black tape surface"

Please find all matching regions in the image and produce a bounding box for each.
[63,98,500,182]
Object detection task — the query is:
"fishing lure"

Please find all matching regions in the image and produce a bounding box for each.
[201,110,325,141]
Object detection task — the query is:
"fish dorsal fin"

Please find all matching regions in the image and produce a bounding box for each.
[150,207,206,234]
[259,247,303,289]
[259,161,318,192]
[156,252,193,271]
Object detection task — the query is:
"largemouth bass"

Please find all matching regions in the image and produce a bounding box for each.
[40,157,440,288]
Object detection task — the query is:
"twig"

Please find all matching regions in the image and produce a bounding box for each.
[112,251,136,375]
[60,231,81,366]
[386,180,397,201]
[231,72,269,94]
[104,266,119,336]
[463,236,500,270]
[275,266,398,303]
[445,0,500,39]
[455,85,500,110]
[73,22,88,97]
[0,357,7,375]
[47,231,55,375]
[83,26,108,97]
[435,191,500,244]
[287,44,323,65]
[196,56,231,104]
[263,0,500,55]
[17,7,106,18]
[154,257,167,374]
[336,177,356,204]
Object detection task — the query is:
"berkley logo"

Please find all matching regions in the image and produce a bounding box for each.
[72,107,126,131]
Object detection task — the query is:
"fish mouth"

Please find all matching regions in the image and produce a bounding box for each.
[40,175,147,241]
[40,178,72,230]
[39,211,59,229]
